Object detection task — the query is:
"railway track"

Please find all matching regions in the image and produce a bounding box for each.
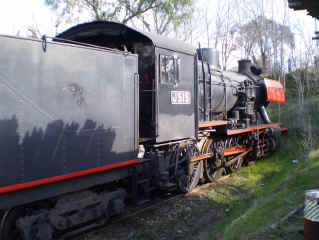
[73,175,230,240]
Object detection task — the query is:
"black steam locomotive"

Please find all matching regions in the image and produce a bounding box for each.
[0,21,285,239]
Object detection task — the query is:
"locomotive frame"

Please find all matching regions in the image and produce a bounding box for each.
[0,21,285,240]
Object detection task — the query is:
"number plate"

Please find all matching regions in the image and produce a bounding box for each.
[170,91,191,105]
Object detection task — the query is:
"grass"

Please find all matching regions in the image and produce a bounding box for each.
[200,136,319,240]
[94,98,319,240]
[126,98,319,240]
[199,98,319,240]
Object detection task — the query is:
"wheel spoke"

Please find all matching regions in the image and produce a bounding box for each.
[203,139,226,182]
[178,144,202,193]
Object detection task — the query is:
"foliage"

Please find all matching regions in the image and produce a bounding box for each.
[236,15,295,71]
[143,0,193,35]
[284,71,319,99]
[45,0,155,23]
[45,0,193,35]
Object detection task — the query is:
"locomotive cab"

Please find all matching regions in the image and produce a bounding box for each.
[57,21,196,143]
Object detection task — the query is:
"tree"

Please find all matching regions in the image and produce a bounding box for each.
[207,0,239,70]
[217,1,238,70]
[288,33,319,102]
[139,0,193,36]
[236,15,294,71]
[45,0,193,36]
[45,0,157,23]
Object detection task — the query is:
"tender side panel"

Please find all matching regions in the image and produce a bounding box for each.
[0,159,138,194]
[0,36,138,189]
[0,165,130,209]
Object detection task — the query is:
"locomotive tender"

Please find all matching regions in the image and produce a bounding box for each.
[0,21,285,239]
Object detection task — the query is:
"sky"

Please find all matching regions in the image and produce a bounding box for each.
[0,0,316,37]
[0,0,317,69]
[0,1,58,36]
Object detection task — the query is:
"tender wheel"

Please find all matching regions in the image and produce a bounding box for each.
[178,144,203,193]
[203,139,226,182]
[0,208,25,240]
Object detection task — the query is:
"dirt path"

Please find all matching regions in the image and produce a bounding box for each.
[74,180,230,240]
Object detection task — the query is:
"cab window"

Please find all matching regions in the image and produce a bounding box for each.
[160,55,180,86]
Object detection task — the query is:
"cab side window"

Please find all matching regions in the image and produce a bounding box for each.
[160,55,180,86]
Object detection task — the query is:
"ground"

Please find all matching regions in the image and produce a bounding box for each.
[76,98,319,240]
[76,136,313,240]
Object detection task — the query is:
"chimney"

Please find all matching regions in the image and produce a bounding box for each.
[238,59,252,74]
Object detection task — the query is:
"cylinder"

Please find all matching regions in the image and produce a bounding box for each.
[304,189,319,240]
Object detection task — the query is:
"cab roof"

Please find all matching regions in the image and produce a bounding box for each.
[56,21,196,55]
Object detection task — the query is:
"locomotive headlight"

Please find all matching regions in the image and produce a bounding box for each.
[138,145,145,159]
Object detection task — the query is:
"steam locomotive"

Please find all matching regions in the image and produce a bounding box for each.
[0,21,285,239]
